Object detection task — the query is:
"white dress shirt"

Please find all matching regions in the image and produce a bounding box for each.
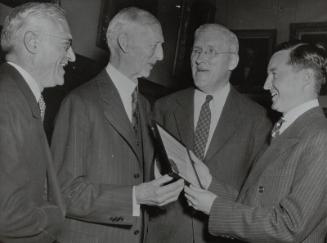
[105,63,140,216]
[279,99,319,135]
[7,62,41,102]
[194,83,230,156]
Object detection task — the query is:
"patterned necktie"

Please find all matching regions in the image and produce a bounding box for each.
[271,117,285,138]
[38,95,46,121]
[193,95,213,160]
[131,87,139,135]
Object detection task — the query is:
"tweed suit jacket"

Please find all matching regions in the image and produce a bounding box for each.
[146,87,272,243]
[0,63,64,243]
[208,107,327,242]
[51,69,154,243]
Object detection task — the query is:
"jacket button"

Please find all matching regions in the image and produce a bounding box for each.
[258,186,264,193]
[134,230,140,235]
[134,173,140,179]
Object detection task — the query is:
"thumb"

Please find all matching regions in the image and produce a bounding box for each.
[154,174,173,186]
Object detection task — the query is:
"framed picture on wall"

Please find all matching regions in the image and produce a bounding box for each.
[230,29,276,94]
[0,26,5,64]
[1,0,60,7]
[290,22,327,46]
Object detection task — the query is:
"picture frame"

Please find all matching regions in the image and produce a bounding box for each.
[1,0,60,7]
[230,29,276,94]
[290,22,327,46]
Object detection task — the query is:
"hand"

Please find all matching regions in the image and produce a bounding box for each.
[189,151,212,189]
[184,185,217,215]
[135,175,184,206]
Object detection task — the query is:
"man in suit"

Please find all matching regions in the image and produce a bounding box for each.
[146,24,271,243]
[51,7,184,243]
[185,42,327,242]
[0,2,75,243]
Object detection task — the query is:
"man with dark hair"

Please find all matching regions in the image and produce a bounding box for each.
[51,7,183,243]
[0,2,75,243]
[185,42,327,242]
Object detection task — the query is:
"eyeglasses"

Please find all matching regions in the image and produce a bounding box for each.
[191,47,235,59]
[37,31,73,51]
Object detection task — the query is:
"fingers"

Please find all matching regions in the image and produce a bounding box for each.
[155,179,184,206]
[152,174,173,186]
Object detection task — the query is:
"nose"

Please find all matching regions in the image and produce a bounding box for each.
[263,75,271,90]
[156,44,164,61]
[67,46,76,62]
[195,50,208,64]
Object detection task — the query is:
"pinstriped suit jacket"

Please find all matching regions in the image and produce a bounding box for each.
[51,70,154,243]
[208,107,327,242]
[146,87,271,243]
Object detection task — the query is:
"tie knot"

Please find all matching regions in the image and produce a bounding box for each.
[38,95,46,120]
[132,87,138,103]
[271,117,285,138]
[205,95,213,104]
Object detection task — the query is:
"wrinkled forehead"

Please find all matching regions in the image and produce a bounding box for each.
[269,50,290,67]
[193,29,232,51]
[131,22,164,42]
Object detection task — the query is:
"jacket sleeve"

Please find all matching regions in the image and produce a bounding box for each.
[0,102,63,242]
[207,131,327,242]
[51,94,136,226]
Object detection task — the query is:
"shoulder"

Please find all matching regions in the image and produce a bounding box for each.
[154,87,193,112]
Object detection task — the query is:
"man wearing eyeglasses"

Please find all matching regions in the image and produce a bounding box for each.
[146,24,271,243]
[0,2,75,243]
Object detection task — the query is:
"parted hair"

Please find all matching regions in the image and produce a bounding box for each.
[276,41,327,93]
[1,2,66,53]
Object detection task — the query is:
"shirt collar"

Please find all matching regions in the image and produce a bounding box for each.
[106,63,137,96]
[195,82,230,102]
[283,99,319,123]
[7,62,42,102]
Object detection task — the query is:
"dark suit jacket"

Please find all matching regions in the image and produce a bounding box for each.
[146,87,271,243]
[208,107,327,242]
[0,63,64,243]
[51,69,154,243]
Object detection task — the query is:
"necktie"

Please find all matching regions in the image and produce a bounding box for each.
[38,95,46,121]
[193,95,213,160]
[131,87,139,135]
[271,117,285,138]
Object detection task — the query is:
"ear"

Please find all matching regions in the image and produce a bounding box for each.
[24,31,39,54]
[117,32,129,53]
[228,54,239,71]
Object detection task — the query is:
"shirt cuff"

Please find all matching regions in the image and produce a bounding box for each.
[132,186,140,216]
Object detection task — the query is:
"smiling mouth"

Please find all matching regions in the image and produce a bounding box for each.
[271,90,278,100]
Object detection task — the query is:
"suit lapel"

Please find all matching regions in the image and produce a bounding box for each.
[242,108,324,190]
[173,88,194,149]
[5,63,41,119]
[205,88,241,161]
[97,70,141,162]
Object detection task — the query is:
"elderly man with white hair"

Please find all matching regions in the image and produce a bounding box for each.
[0,2,75,243]
[51,7,184,243]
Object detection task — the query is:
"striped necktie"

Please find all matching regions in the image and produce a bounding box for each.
[193,95,213,160]
[271,117,285,138]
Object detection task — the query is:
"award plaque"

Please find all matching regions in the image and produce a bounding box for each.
[150,120,202,188]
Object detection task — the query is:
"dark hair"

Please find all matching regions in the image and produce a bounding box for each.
[275,41,327,93]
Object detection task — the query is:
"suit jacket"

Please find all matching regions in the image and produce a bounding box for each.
[208,107,327,242]
[51,69,154,243]
[146,87,272,243]
[0,63,64,243]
